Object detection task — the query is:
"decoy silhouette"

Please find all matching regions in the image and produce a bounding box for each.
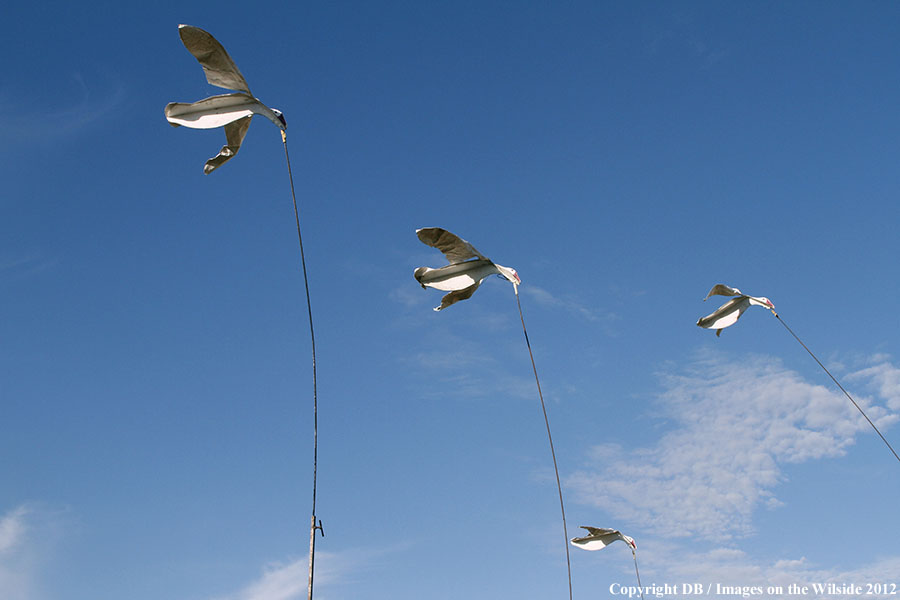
[414,227,520,311]
[165,25,286,173]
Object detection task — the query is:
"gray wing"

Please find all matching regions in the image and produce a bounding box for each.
[203,116,252,174]
[704,283,742,300]
[436,281,482,311]
[178,25,252,94]
[417,228,487,264]
[581,526,617,537]
[696,296,750,336]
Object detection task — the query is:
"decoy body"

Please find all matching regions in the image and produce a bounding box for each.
[165,24,286,174]
[697,284,774,336]
[414,227,520,311]
[570,526,636,551]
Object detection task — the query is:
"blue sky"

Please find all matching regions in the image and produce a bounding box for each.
[3,2,900,599]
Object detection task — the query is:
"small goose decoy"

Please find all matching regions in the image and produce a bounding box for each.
[414,227,520,311]
[572,526,645,600]
[570,526,636,551]
[165,24,286,174]
[697,283,774,336]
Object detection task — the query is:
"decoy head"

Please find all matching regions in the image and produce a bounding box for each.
[496,265,520,285]
[271,108,287,129]
[748,296,774,309]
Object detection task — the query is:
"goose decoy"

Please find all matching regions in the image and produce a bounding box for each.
[570,526,636,551]
[697,283,774,336]
[165,24,286,174]
[414,227,520,311]
[572,526,645,599]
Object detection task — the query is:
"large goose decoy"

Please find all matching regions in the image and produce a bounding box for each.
[570,526,636,551]
[414,227,576,597]
[165,24,286,174]
[414,227,520,311]
[697,284,774,336]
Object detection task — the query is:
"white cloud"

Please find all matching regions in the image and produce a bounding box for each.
[214,558,306,600]
[0,505,44,600]
[0,506,28,555]
[847,359,900,411]
[642,544,900,599]
[568,352,899,542]
[211,546,406,600]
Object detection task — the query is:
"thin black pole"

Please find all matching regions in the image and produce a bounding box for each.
[773,311,900,465]
[514,285,573,600]
[281,131,323,600]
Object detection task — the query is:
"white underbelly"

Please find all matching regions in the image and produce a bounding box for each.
[417,260,498,291]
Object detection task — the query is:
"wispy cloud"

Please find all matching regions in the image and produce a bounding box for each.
[847,357,900,411]
[640,543,900,598]
[0,253,57,276]
[0,505,32,600]
[0,504,54,600]
[212,558,305,600]
[568,352,899,542]
[524,285,619,326]
[210,545,408,600]
[0,506,28,555]
[402,330,536,403]
[389,285,424,309]
[0,72,126,143]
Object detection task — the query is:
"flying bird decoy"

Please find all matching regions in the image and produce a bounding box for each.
[570,526,636,551]
[697,283,774,336]
[165,24,286,174]
[414,227,520,311]
[572,526,644,600]
[414,227,577,596]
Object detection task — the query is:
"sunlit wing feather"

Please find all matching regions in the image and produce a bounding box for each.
[697,296,750,335]
[202,116,252,174]
[178,24,251,93]
[436,281,482,311]
[704,283,742,300]
[581,526,617,537]
[416,228,486,264]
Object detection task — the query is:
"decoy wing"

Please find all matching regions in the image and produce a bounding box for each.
[697,296,751,336]
[704,284,742,300]
[178,24,251,93]
[436,281,482,311]
[580,526,617,537]
[416,228,487,264]
[570,526,635,550]
[203,116,253,174]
